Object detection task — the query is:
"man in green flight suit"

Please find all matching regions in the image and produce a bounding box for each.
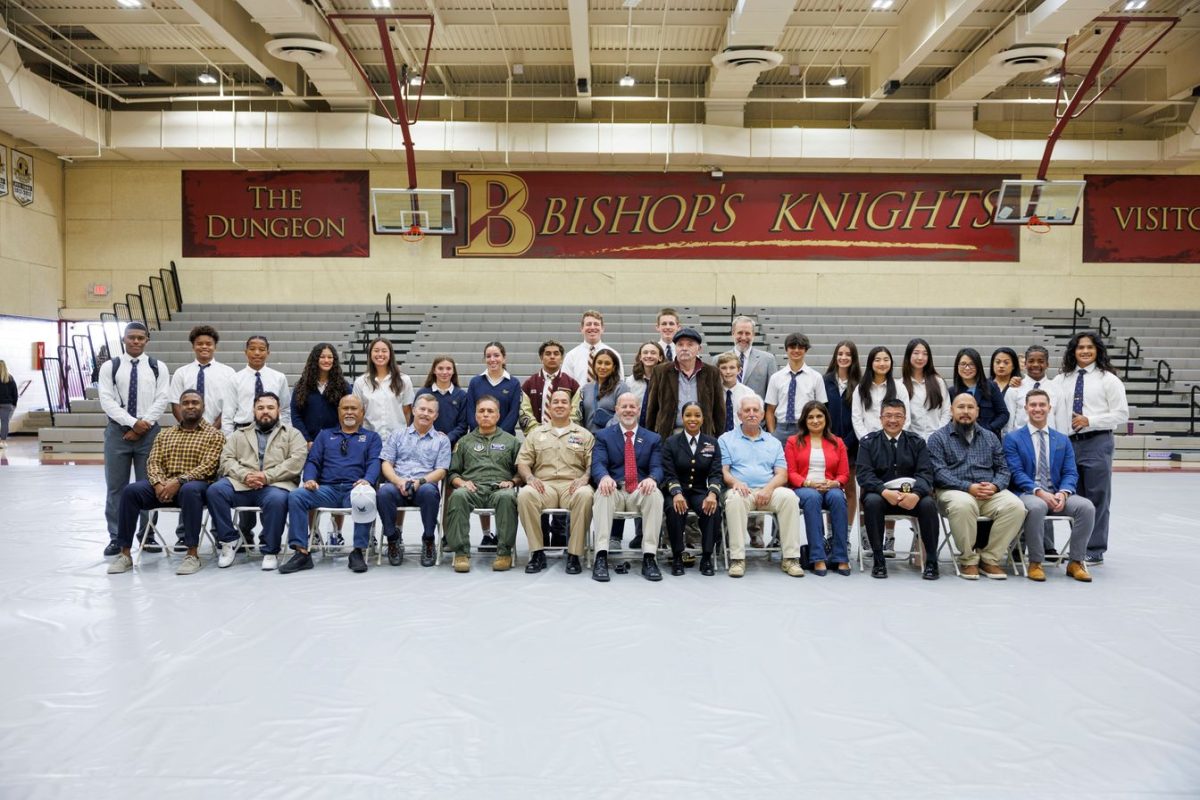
[446,395,522,572]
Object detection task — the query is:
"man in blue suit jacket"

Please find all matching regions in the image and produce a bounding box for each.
[1003,388,1096,582]
[591,392,664,582]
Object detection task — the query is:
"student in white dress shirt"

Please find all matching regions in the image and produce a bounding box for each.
[352,337,414,439]
[852,345,911,441]
[225,336,291,435]
[655,308,680,363]
[1010,346,1059,432]
[562,309,611,386]
[901,338,949,440]
[168,324,235,427]
[716,352,757,435]
[1052,332,1129,565]
[764,332,827,445]
[98,322,171,556]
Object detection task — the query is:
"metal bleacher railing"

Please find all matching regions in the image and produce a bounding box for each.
[41,261,182,423]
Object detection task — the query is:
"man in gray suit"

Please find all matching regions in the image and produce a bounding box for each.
[730,315,777,399]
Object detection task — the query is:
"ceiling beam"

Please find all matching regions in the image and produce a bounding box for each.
[171,0,305,99]
[567,0,592,116]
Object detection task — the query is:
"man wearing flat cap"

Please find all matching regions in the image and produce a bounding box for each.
[644,327,725,440]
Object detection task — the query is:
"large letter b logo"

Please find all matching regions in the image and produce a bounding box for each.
[455,172,535,256]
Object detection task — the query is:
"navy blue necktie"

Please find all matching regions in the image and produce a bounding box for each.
[725,388,734,433]
[126,359,139,417]
[255,370,264,399]
[196,363,209,398]
[786,372,799,424]
[1072,371,1085,415]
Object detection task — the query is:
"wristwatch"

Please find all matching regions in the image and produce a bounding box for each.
[417,477,426,487]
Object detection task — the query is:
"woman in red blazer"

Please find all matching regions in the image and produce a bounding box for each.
[785,400,851,576]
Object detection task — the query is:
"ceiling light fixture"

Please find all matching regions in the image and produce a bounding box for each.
[370,0,391,8]
[116,0,142,8]
[409,72,423,86]
[619,73,636,87]
[871,0,894,9]
[1042,72,1062,84]
[1123,0,1147,9]
[619,5,635,89]
[513,63,524,76]
[197,69,218,85]
[827,66,848,87]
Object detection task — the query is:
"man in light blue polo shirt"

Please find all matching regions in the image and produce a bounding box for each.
[719,394,804,578]
[377,394,452,568]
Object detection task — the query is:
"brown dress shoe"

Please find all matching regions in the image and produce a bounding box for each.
[1066,561,1093,582]
[960,564,980,580]
[980,563,1007,580]
[492,554,513,571]
[1026,562,1046,582]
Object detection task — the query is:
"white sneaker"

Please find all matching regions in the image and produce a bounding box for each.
[107,553,133,574]
[217,541,238,568]
[175,554,202,575]
[261,553,279,571]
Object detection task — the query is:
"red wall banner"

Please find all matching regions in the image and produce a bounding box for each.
[182,170,370,258]
[1084,175,1200,263]
[441,171,1019,261]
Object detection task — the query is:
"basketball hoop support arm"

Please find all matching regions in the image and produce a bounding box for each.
[1036,15,1177,181]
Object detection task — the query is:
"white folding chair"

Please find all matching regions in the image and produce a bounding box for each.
[229,505,266,559]
[852,504,935,573]
[375,480,445,566]
[586,510,642,568]
[134,507,214,567]
[1015,514,1075,572]
[308,507,355,561]
[538,508,572,565]
[722,510,780,571]
[937,515,1021,577]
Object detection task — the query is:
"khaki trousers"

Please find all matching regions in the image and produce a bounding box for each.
[936,489,1026,567]
[517,481,594,556]
[724,487,802,560]
[592,488,663,554]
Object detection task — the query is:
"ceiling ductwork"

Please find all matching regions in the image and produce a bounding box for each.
[265,37,338,64]
[711,48,784,73]
[704,0,795,127]
[987,45,1065,75]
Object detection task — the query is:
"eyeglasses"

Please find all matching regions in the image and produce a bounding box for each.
[340,437,349,455]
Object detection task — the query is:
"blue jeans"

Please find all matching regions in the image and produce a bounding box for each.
[117,479,207,549]
[794,487,848,563]
[377,481,441,540]
[287,483,374,550]
[103,421,159,540]
[206,479,289,554]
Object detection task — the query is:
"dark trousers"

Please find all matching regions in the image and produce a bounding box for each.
[377,482,441,540]
[862,492,940,559]
[1073,431,1114,556]
[205,479,289,554]
[103,421,159,540]
[117,479,208,549]
[665,489,719,556]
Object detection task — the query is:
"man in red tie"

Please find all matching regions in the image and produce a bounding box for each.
[590,392,664,582]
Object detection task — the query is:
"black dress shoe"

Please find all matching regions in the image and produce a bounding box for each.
[565,554,582,574]
[681,551,697,567]
[525,550,547,574]
[642,554,662,582]
[172,538,188,554]
[629,533,643,550]
[699,554,715,576]
[387,538,403,566]
[592,552,610,582]
[103,541,121,557]
[279,550,314,574]
[671,555,685,576]
[922,561,940,580]
[871,555,888,579]
[420,538,436,567]
[479,533,499,552]
[348,548,368,573]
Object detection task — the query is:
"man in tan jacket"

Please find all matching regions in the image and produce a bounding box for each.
[206,391,307,570]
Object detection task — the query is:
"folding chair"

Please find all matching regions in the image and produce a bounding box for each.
[537,508,572,567]
[374,479,446,566]
[1015,515,1075,573]
[308,507,355,561]
[657,510,720,565]
[586,510,643,568]
[937,515,1021,578]
[229,505,266,559]
[852,504,936,573]
[722,510,780,571]
[435,507,502,567]
[134,507,214,567]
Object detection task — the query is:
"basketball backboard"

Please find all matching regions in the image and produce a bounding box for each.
[993,179,1085,226]
[371,188,456,236]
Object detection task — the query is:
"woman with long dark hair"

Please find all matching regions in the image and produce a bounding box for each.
[414,355,468,447]
[1053,331,1128,567]
[290,343,351,444]
[949,347,1008,435]
[851,346,910,441]
[353,337,414,438]
[580,347,629,433]
[990,346,1023,435]
[629,341,664,426]
[785,400,851,576]
[823,340,861,514]
[901,338,949,440]
[466,342,522,434]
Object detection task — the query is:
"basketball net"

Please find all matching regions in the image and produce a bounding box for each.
[1026,215,1051,235]
[401,223,425,243]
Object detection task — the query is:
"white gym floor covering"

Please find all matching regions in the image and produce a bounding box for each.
[0,464,1197,799]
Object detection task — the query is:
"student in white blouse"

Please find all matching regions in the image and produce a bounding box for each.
[900,338,949,440]
[851,345,911,441]
[168,324,235,427]
[225,336,291,435]
[353,337,414,439]
[1052,332,1129,565]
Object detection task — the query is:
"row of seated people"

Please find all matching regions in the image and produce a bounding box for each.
[105,376,1097,584]
[97,311,1126,570]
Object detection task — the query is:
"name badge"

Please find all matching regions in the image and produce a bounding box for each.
[490,443,507,451]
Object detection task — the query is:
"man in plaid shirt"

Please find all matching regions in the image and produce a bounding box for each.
[107,389,225,576]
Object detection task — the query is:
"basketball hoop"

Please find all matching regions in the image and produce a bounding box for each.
[401,223,425,243]
[1027,215,1051,235]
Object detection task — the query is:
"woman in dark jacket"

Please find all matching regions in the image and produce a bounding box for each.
[949,347,1009,436]
[661,402,723,577]
[290,343,352,444]
[823,339,861,514]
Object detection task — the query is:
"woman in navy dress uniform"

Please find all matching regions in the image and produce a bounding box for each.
[662,402,723,577]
